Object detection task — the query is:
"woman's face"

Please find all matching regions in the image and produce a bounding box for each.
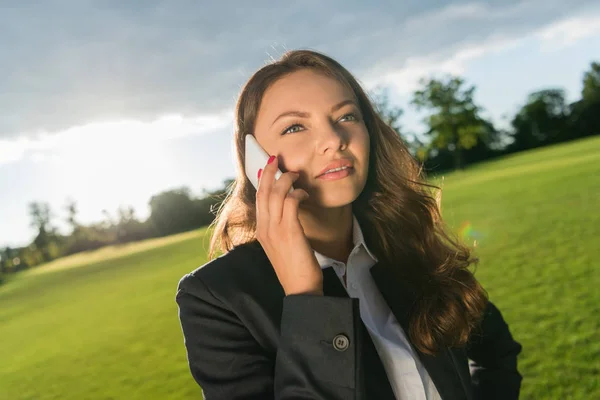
[253,69,370,209]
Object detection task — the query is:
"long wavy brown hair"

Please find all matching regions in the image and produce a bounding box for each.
[208,49,488,356]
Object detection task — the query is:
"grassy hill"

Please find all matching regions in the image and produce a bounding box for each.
[1,136,598,399]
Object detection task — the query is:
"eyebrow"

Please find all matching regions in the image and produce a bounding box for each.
[270,99,357,127]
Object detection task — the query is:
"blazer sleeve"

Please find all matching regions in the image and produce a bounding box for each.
[466,300,523,400]
[176,273,275,399]
[175,273,363,400]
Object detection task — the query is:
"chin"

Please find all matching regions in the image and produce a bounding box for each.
[314,185,362,208]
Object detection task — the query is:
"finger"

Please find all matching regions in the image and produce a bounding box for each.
[281,189,310,229]
[256,156,277,229]
[269,171,300,224]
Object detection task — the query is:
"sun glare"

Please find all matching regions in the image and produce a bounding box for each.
[45,113,230,164]
[15,112,233,222]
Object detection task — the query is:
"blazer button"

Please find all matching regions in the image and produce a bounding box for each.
[333,334,350,351]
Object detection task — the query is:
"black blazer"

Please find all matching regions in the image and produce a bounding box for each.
[175,240,523,399]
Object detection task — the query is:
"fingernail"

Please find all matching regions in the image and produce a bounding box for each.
[257,169,262,179]
[267,155,276,164]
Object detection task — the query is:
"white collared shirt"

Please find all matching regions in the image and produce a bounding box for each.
[313,214,442,400]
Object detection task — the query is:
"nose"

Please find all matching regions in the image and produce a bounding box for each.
[317,122,347,154]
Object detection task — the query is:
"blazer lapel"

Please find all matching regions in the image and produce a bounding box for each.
[370,261,470,400]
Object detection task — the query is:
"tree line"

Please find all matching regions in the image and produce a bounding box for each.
[1,61,598,281]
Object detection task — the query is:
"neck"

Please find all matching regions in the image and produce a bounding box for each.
[298,204,354,264]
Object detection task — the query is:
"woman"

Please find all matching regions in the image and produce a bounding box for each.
[175,49,522,400]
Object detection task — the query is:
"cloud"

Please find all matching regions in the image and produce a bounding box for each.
[1,0,599,139]
[0,112,232,166]
[363,35,522,95]
[536,14,600,51]
[364,4,600,95]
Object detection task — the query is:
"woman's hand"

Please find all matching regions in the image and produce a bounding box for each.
[255,155,324,296]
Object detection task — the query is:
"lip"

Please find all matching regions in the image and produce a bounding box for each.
[316,159,354,177]
[317,167,353,181]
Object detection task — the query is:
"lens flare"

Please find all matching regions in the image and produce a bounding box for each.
[458,221,484,246]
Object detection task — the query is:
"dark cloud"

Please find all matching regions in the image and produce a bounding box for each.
[1,0,598,137]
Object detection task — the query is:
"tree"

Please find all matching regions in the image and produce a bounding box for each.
[115,205,149,243]
[411,76,491,170]
[149,187,200,236]
[508,89,569,151]
[370,87,404,136]
[369,86,430,158]
[0,247,8,276]
[569,62,600,139]
[2,247,15,272]
[64,198,79,233]
[29,202,52,233]
[28,202,55,262]
[582,61,600,102]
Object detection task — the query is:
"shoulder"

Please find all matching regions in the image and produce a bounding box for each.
[176,240,275,301]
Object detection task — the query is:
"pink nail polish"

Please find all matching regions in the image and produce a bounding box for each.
[258,169,262,179]
[267,155,276,164]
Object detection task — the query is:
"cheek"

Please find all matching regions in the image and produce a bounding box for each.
[352,129,370,161]
[278,147,310,174]
[365,136,371,165]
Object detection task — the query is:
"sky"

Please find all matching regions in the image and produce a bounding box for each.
[1,0,600,248]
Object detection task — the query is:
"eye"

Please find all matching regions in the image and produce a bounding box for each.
[339,113,358,122]
[282,123,304,135]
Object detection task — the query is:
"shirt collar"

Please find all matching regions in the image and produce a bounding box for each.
[313,213,378,269]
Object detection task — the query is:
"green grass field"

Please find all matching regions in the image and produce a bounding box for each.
[1,137,599,399]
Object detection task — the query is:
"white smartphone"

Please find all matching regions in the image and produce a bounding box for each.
[245,134,294,193]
